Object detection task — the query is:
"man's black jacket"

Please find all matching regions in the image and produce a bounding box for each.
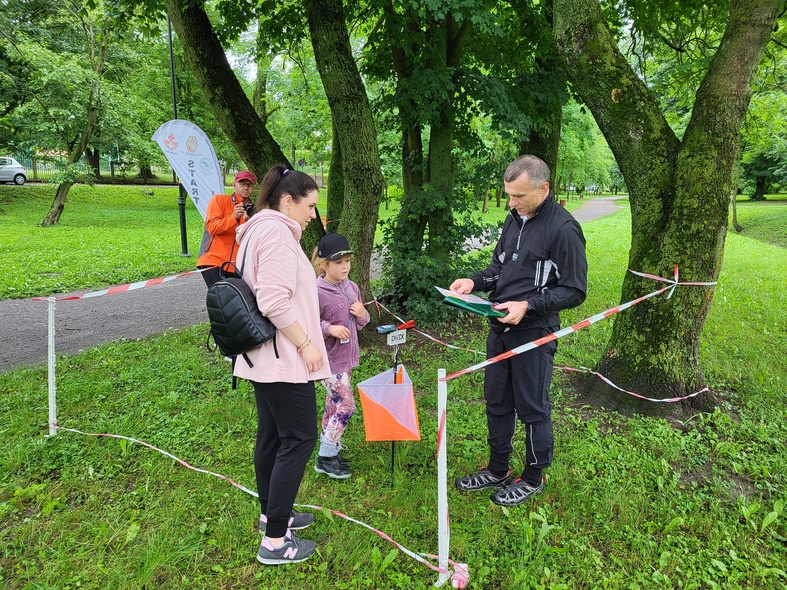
[471,193,588,330]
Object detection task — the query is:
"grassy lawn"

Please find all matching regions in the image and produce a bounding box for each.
[0,186,785,588]
[0,184,608,299]
[730,195,787,248]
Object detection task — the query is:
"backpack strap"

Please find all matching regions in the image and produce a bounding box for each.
[236,224,280,361]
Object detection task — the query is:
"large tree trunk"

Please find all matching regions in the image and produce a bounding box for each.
[423,18,455,262]
[305,0,385,301]
[164,0,289,178]
[42,28,110,226]
[326,117,345,228]
[164,0,324,251]
[386,8,471,282]
[554,0,781,415]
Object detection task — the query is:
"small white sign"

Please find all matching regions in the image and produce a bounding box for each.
[386,329,407,346]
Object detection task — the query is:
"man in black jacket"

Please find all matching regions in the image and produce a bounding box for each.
[450,155,588,506]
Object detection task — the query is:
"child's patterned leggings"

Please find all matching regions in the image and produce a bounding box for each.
[318,371,355,457]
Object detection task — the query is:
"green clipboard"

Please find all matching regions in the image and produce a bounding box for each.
[435,286,506,317]
[442,296,507,317]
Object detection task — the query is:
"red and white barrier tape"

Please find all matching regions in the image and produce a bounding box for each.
[372,299,484,356]
[32,269,207,301]
[442,266,716,383]
[53,425,258,496]
[557,366,708,402]
[51,424,463,582]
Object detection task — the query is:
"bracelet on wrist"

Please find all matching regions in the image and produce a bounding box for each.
[297,338,312,353]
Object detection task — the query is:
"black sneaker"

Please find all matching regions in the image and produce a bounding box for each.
[455,467,512,492]
[314,455,351,479]
[256,530,316,565]
[490,477,545,506]
[258,510,316,534]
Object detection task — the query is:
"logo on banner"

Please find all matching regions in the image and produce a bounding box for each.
[163,134,178,150]
[152,119,225,221]
[199,159,214,177]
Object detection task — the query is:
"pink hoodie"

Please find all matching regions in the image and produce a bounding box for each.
[232,209,331,383]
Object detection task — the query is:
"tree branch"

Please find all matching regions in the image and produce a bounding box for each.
[659,32,686,53]
[770,35,787,49]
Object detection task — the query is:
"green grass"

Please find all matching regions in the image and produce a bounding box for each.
[730,196,787,248]
[0,184,206,299]
[0,184,612,299]
[1,187,786,588]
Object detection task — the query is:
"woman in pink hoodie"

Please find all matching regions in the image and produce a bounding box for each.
[235,164,331,565]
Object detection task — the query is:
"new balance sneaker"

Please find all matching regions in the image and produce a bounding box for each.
[314,455,351,479]
[256,530,316,565]
[490,477,545,506]
[455,467,512,492]
[258,510,316,534]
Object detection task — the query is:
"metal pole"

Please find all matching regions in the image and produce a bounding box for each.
[435,368,449,587]
[47,298,57,436]
[168,16,178,184]
[168,16,190,256]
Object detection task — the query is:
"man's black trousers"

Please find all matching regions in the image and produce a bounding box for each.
[484,325,556,479]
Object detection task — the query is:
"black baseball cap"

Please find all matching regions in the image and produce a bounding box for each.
[318,233,354,261]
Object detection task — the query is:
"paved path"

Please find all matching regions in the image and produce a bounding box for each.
[0,196,625,374]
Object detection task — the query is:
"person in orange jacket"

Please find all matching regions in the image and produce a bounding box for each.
[197,170,257,287]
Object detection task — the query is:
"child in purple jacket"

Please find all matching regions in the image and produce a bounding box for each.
[311,233,370,478]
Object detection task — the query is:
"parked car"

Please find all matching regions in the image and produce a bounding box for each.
[0,157,27,184]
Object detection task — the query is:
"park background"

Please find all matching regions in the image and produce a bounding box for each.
[2,0,786,588]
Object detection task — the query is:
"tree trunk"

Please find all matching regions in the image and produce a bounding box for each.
[554,0,781,415]
[42,28,110,226]
[732,193,743,232]
[517,52,564,186]
[518,116,561,187]
[165,0,326,254]
[305,0,385,301]
[751,175,767,200]
[164,0,290,179]
[424,18,454,262]
[387,3,428,256]
[85,147,101,178]
[326,117,345,229]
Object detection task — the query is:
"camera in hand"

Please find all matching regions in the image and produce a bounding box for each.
[244,200,255,217]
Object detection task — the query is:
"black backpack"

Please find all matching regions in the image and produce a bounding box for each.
[205,232,278,372]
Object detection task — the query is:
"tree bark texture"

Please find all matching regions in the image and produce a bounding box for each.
[554,0,782,413]
[326,117,345,228]
[164,0,290,179]
[306,0,385,300]
[424,18,455,262]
